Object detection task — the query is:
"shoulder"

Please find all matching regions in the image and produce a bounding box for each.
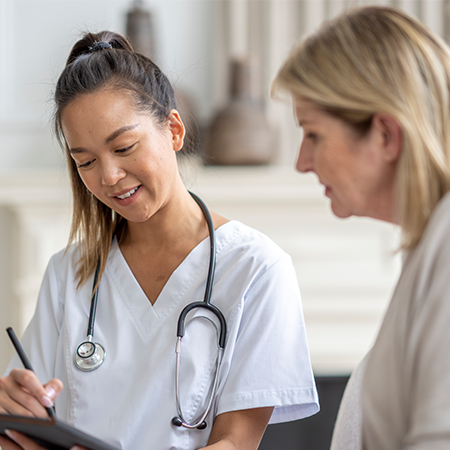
[216,220,289,267]
[389,190,450,332]
[47,243,79,276]
[405,191,450,282]
[40,243,87,296]
[418,191,450,251]
[214,220,297,298]
[428,190,450,229]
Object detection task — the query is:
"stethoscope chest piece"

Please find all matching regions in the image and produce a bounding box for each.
[74,339,106,371]
[73,260,106,372]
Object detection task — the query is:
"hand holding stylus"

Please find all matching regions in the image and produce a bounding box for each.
[0,369,61,418]
[0,328,63,419]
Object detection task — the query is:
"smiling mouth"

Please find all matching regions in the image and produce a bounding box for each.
[116,186,140,200]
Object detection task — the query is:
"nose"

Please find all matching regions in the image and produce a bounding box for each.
[100,158,126,187]
[295,141,313,173]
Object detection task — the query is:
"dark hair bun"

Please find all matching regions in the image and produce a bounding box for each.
[55,29,178,156]
[66,31,133,66]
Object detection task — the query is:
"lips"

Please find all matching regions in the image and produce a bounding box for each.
[318,178,331,195]
[111,185,142,207]
[113,185,141,199]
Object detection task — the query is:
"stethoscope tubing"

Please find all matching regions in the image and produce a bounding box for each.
[172,192,227,430]
[87,261,101,338]
[176,302,226,349]
[74,191,227,429]
[174,343,224,429]
[175,192,227,348]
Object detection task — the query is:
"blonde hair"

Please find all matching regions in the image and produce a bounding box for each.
[272,6,450,249]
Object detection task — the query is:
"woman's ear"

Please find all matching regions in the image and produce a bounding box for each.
[371,113,402,163]
[168,109,185,152]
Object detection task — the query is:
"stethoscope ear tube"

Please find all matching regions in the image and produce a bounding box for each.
[176,302,227,349]
[173,336,224,430]
[171,416,207,430]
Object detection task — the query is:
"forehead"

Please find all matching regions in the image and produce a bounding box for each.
[62,88,137,120]
[60,89,152,145]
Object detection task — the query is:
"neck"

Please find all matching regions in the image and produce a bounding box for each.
[122,186,208,251]
[365,164,399,225]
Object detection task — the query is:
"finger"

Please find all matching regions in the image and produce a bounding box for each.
[42,379,64,403]
[0,434,23,450]
[0,371,51,418]
[9,370,54,412]
[0,376,44,418]
[4,430,47,450]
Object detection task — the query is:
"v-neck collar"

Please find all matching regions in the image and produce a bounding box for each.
[103,222,236,339]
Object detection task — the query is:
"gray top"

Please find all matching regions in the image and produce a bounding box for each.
[362,191,450,449]
[330,356,365,450]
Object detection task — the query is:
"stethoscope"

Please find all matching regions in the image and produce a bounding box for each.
[73,192,227,430]
[73,261,105,371]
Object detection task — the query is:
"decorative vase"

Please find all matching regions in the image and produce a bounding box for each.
[125,0,201,159]
[206,58,275,165]
[126,0,154,58]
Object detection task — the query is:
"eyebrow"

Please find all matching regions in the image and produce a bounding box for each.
[105,124,140,144]
[68,124,140,154]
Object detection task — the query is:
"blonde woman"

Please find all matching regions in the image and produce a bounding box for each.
[273,6,450,450]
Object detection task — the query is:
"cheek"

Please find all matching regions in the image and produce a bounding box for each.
[69,161,93,193]
[76,171,98,195]
[314,147,337,175]
[319,142,354,173]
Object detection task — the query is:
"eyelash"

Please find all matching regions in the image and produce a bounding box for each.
[77,160,93,169]
[305,132,318,142]
[115,143,136,154]
[76,143,137,169]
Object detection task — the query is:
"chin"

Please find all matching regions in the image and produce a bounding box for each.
[330,202,353,219]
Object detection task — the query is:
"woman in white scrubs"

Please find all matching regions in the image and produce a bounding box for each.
[272,5,450,450]
[0,31,318,450]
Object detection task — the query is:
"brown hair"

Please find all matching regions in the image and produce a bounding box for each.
[272,6,450,249]
[54,31,177,288]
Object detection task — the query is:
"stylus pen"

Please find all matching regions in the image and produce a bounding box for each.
[6,327,56,420]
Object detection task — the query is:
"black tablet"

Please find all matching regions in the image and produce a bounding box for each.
[0,414,120,450]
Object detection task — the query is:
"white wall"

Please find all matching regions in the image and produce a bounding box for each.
[1,0,448,172]
[0,0,215,172]
[0,208,15,368]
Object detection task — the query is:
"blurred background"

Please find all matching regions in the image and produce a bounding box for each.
[0,0,443,447]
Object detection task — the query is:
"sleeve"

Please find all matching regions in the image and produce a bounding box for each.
[330,356,365,450]
[4,254,64,383]
[216,255,319,424]
[403,227,450,449]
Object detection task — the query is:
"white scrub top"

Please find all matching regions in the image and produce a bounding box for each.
[6,220,319,450]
